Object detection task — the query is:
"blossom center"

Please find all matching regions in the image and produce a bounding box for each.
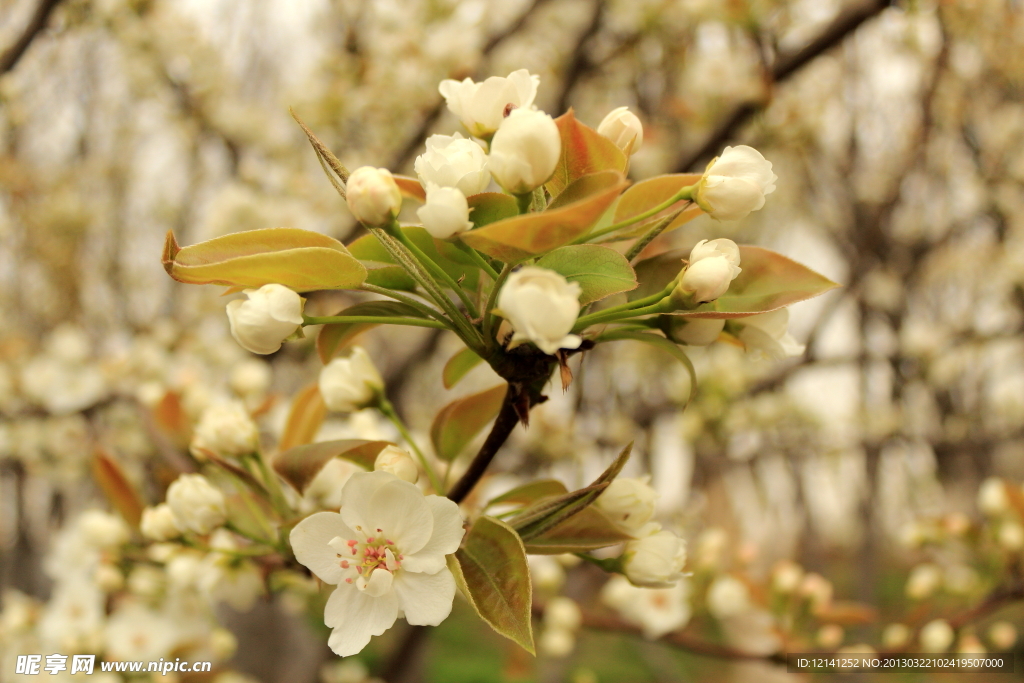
[329,531,404,589]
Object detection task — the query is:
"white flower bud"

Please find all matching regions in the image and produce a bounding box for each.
[166,473,227,535]
[417,184,474,239]
[736,309,805,359]
[988,621,1017,649]
[998,521,1024,550]
[706,575,751,618]
[882,623,911,649]
[230,360,271,398]
[674,238,742,304]
[622,529,687,588]
[346,166,402,226]
[539,627,575,658]
[920,619,955,652]
[94,563,125,592]
[140,503,183,541]
[816,624,844,649]
[978,477,1009,516]
[799,573,833,610]
[373,445,419,484]
[544,596,582,631]
[594,477,658,534]
[488,108,561,194]
[226,284,304,355]
[528,555,566,591]
[414,133,491,196]
[597,106,643,155]
[906,563,942,600]
[77,509,130,549]
[318,347,384,413]
[190,401,260,459]
[668,318,726,346]
[497,267,582,355]
[771,561,803,594]
[695,145,777,221]
[438,69,540,139]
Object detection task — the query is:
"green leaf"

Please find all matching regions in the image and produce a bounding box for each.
[451,516,534,654]
[272,439,394,494]
[613,173,704,234]
[430,384,507,462]
[460,171,628,263]
[347,234,417,291]
[486,479,569,509]
[162,228,366,291]
[523,507,634,555]
[442,347,485,389]
[545,110,627,200]
[316,301,428,363]
[278,382,327,452]
[468,193,519,228]
[598,331,697,409]
[536,245,637,305]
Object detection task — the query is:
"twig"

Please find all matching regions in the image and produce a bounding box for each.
[446,384,519,503]
[0,0,64,75]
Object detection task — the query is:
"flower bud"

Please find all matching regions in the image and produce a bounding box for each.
[166,473,227,535]
[673,239,742,304]
[318,346,384,412]
[594,477,658,535]
[373,445,419,483]
[438,69,540,139]
[94,563,124,592]
[622,529,687,588]
[882,623,911,649]
[906,563,942,600]
[417,184,474,239]
[77,509,130,549]
[414,133,491,195]
[544,596,582,631]
[998,521,1024,550]
[706,575,751,618]
[735,309,805,359]
[488,109,561,194]
[816,624,844,649]
[771,560,803,594]
[140,503,183,541]
[539,627,575,658]
[920,619,955,652]
[978,477,1008,516]
[496,267,582,355]
[597,106,643,155]
[667,318,726,346]
[988,621,1017,649]
[695,145,777,221]
[226,284,304,355]
[190,401,260,459]
[346,166,402,226]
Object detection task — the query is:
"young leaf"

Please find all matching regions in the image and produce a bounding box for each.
[442,347,485,389]
[486,479,569,509]
[510,482,609,540]
[523,507,634,554]
[272,439,394,493]
[430,384,508,461]
[452,516,534,654]
[536,245,638,305]
[278,383,327,452]
[468,193,519,228]
[316,301,428,363]
[92,449,144,528]
[614,173,703,228]
[460,171,628,262]
[347,234,417,291]
[162,228,366,291]
[545,110,627,199]
[394,175,426,202]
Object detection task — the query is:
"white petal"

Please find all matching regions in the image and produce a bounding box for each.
[367,479,433,554]
[393,567,457,626]
[289,512,356,585]
[357,567,394,597]
[324,583,399,657]
[339,470,397,535]
[400,496,465,574]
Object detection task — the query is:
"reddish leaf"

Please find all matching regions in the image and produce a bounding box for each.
[277,383,327,453]
[442,347,484,389]
[273,439,394,493]
[468,193,519,228]
[92,449,144,528]
[316,301,428,363]
[430,384,508,461]
[545,110,627,199]
[394,175,426,202]
[523,507,634,554]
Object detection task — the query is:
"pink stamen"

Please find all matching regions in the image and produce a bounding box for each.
[345,578,353,584]
[341,561,349,569]
[366,537,375,543]
[347,540,358,547]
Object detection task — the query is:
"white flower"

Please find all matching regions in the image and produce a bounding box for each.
[674,238,742,304]
[289,471,465,656]
[544,596,581,631]
[417,184,474,239]
[597,106,643,155]
[319,347,384,413]
[105,602,179,661]
[695,145,777,221]
[226,284,304,355]
[374,445,419,484]
[77,509,130,549]
[37,574,105,651]
[488,108,561,194]
[594,477,658,535]
[199,530,265,611]
[438,69,540,139]
[528,555,566,591]
[230,359,272,398]
[622,529,687,588]
[998,521,1024,550]
[978,477,1009,516]
[539,627,576,657]
[988,621,1017,649]
[190,401,260,459]
[920,619,955,652]
[302,457,361,512]
[141,504,183,541]
[706,575,751,619]
[771,560,803,594]
[497,267,582,355]
[668,318,726,346]
[882,623,911,649]
[414,133,491,195]
[346,166,402,226]
[735,309,805,359]
[906,563,942,600]
[601,575,692,639]
[166,473,228,535]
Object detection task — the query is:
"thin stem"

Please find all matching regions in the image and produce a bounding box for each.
[391,224,480,319]
[303,315,451,330]
[359,283,448,322]
[249,453,293,519]
[579,185,695,243]
[573,284,676,332]
[624,204,690,262]
[378,396,444,494]
[447,384,519,503]
[483,263,513,347]
[515,192,532,214]
[454,241,501,280]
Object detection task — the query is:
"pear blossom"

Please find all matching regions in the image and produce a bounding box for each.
[289,470,465,656]
[621,529,687,588]
[77,509,130,549]
[601,575,692,639]
[668,318,726,346]
[414,133,490,195]
[882,623,911,649]
[141,503,182,541]
[594,477,658,535]
[978,477,1009,516]
[438,69,540,139]
[597,106,643,154]
[226,284,304,355]
[346,166,402,226]
[674,238,742,304]
[497,267,582,355]
[695,145,777,221]
[906,563,942,600]
[166,473,227,535]
[190,401,260,459]
[417,184,474,239]
[920,619,955,652]
[988,621,1017,649]
[488,108,561,194]
[734,309,805,359]
[199,530,265,611]
[373,445,418,483]
[319,347,384,413]
[706,575,751,619]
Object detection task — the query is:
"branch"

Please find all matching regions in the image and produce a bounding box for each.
[0,0,63,75]
[673,0,891,172]
[446,384,520,503]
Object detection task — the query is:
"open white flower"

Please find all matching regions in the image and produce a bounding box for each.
[289,470,465,656]
[438,69,540,139]
[734,309,805,359]
[414,133,490,196]
[601,575,692,639]
[417,184,474,239]
[695,145,777,221]
[319,347,384,413]
[597,106,643,155]
[488,108,561,194]
[226,284,304,355]
[497,267,582,355]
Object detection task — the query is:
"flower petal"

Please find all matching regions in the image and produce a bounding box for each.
[393,567,457,626]
[367,478,433,554]
[289,512,356,585]
[400,496,465,574]
[324,583,399,657]
[339,470,397,535]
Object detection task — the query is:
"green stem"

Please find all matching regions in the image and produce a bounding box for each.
[515,192,532,214]
[624,204,690,262]
[377,396,444,494]
[250,452,293,519]
[573,283,676,332]
[453,241,501,280]
[303,315,451,330]
[573,298,675,332]
[359,283,448,322]
[579,184,695,243]
[390,223,480,319]
[483,263,513,347]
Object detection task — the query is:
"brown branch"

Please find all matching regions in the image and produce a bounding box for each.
[446,384,520,503]
[673,0,891,172]
[0,0,63,75]
[947,580,1024,631]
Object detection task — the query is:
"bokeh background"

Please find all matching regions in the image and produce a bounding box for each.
[2,0,1024,682]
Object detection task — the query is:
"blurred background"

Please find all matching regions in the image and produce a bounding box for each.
[1,0,1024,681]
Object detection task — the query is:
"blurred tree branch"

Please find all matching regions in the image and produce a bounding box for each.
[0,0,64,75]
